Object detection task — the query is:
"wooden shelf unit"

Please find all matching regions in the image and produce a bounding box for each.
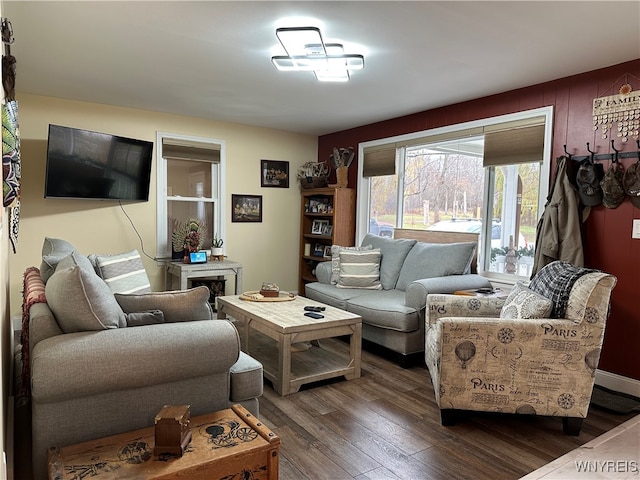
[298,187,355,295]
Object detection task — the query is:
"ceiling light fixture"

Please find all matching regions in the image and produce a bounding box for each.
[271,26,364,82]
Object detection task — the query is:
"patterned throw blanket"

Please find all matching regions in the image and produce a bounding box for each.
[19,267,46,402]
[528,261,596,318]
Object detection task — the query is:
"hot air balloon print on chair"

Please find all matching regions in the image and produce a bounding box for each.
[425,261,617,436]
[454,341,476,369]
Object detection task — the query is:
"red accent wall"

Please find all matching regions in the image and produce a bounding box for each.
[319,59,640,380]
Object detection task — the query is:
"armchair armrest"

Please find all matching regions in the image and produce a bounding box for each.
[405,274,493,313]
[31,320,240,403]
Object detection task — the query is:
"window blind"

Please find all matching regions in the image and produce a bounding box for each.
[162,139,220,162]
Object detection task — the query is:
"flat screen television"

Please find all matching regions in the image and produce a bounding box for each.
[45,124,153,201]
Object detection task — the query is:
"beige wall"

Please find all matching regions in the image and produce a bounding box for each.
[9,93,317,317]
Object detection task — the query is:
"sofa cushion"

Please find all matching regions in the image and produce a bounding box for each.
[396,242,477,291]
[46,263,127,333]
[360,234,416,290]
[56,250,95,274]
[230,352,264,402]
[500,282,553,319]
[346,289,419,332]
[91,250,152,294]
[337,249,382,290]
[304,282,364,310]
[330,244,373,284]
[40,237,77,282]
[115,286,213,323]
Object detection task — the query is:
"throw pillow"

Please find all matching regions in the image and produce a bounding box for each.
[56,251,95,274]
[46,264,127,333]
[330,244,373,284]
[499,282,553,319]
[337,248,382,290]
[361,234,416,290]
[395,241,477,291]
[125,309,165,327]
[115,286,213,323]
[91,250,151,294]
[40,237,77,282]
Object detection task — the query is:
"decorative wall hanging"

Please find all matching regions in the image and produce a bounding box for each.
[592,74,640,143]
[2,16,20,252]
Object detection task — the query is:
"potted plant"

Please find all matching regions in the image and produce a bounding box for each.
[172,218,206,262]
[211,234,224,257]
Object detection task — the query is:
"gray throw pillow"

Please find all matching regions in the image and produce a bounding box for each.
[337,249,382,290]
[500,282,553,319]
[91,250,152,294]
[46,264,127,333]
[40,237,77,282]
[395,242,477,291]
[330,244,373,284]
[360,234,416,290]
[115,286,213,323]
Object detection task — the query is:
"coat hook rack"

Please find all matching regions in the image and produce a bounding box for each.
[563,144,572,159]
[611,140,620,163]
[586,142,596,164]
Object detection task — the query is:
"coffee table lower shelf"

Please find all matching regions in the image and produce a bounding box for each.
[249,332,358,394]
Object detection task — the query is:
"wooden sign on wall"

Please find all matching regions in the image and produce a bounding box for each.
[592,83,640,142]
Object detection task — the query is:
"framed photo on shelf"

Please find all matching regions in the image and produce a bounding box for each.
[322,224,333,236]
[261,159,289,188]
[232,194,263,222]
[311,219,328,234]
[323,245,332,258]
[313,243,325,257]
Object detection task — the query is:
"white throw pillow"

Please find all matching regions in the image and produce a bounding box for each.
[500,282,553,319]
[91,250,151,294]
[337,249,382,290]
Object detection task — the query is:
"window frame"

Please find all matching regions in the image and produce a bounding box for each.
[356,106,553,283]
[156,131,226,261]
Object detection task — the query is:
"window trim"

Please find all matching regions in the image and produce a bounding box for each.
[356,106,553,282]
[156,131,226,261]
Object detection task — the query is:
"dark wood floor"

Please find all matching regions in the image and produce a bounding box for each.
[258,339,637,480]
[12,338,636,480]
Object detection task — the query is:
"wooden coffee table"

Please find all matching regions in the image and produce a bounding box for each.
[216,295,362,395]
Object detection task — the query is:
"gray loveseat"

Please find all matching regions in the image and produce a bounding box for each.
[305,231,492,366]
[22,238,263,480]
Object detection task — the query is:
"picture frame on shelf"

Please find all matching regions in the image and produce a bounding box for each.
[322,224,333,236]
[260,159,289,188]
[323,245,332,258]
[311,219,328,234]
[232,194,263,223]
[313,243,325,257]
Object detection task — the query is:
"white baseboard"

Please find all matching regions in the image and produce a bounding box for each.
[595,369,640,397]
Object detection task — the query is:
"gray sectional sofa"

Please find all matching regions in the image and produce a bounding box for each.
[305,232,492,366]
[21,238,264,480]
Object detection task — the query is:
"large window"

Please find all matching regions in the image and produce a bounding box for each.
[358,107,552,282]
[156,132,225,259]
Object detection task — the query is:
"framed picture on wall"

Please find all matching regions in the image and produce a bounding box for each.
[261,160,289,188]
[232,194,263,222]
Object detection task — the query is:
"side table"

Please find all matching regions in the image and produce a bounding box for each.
[165,259,243,294]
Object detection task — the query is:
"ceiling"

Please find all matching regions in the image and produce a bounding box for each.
[3,1,640,136]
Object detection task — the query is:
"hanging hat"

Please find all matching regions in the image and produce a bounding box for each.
[576,159,604,206]
[600,162,625,209]
[623,161,640,208]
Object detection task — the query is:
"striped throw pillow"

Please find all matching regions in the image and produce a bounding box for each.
[93,250,152,294]
[337,248,382,289]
